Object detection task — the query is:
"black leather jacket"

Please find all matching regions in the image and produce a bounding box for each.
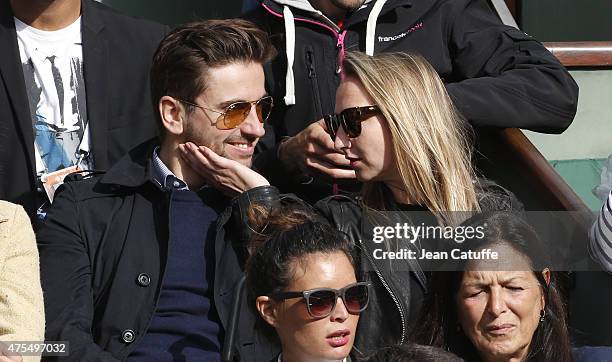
[316,194,429,356]
[228,177,519,358]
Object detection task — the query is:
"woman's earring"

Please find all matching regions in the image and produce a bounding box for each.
[540,309,546,323]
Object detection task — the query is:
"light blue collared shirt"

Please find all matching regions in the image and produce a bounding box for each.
[151,147,189,191]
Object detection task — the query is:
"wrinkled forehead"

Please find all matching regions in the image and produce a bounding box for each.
[460,269,536,286]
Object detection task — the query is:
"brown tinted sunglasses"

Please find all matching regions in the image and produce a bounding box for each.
[270,281,371,318]
[177,95,274,130]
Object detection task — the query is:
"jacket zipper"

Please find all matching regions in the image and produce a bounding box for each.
[336,30,347,74]
[358,238,407,344]
[263,3,344,69]
[305,49,323,116]
[263,3,346,77]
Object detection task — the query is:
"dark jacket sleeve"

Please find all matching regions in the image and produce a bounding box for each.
[228,185,282,248]
[445,0,578,133]
[37,184,120,362]
[228,185,318,247]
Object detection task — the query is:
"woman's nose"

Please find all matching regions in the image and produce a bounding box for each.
[330,296,350,322]
[487,288,508,317]
[334,126,351,152]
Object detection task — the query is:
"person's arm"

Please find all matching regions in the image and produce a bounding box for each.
[36,185,119,362]
[445,0,578,133]
[254,120,356,190]
[0,203,44,362]
[228,185,283,248]
[589,190,612,273]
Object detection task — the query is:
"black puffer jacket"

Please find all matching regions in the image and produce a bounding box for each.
[247,0,579,203]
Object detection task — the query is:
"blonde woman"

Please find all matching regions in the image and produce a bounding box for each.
[324,51,480,218]
[0,201,45,362]
[178,51,518,357]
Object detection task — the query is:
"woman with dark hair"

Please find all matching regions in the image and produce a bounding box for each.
[245,204,369,361]
[414,212,572,362]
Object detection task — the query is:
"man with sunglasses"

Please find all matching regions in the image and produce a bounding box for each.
[37,20,282,361]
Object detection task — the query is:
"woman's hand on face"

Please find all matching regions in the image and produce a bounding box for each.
[179,142,269,197]
[278,120,356,181]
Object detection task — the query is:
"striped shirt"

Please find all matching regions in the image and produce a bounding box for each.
[590,190,612,272]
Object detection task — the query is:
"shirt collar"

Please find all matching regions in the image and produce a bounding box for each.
[151,147,189,191]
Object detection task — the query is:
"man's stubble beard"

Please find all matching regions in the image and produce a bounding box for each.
[183,124,253,168]
[183,122,229,159]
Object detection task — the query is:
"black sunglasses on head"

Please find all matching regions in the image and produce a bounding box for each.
[270,281,371,318]
[324,105,381,140]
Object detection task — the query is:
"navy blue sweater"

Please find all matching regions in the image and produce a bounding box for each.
[129,189,223,361]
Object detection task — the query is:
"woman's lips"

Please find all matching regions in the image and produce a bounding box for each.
[326,329,350,348]
[485,324,516,335]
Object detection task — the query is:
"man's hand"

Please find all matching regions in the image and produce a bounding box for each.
[278,120,356,181]
[179,142,270,197]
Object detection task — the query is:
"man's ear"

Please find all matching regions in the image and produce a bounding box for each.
[256,296,279,328]
[159,96,185,136]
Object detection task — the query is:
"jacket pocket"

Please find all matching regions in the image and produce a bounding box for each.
[304,46,324,117]
[503,28,543,54]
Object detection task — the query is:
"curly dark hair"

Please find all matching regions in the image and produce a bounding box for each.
[413,212,573,362]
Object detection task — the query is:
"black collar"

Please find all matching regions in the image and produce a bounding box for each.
[81,0,105,35]
[99,138,160,188]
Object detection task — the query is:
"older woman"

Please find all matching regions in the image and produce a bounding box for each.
[245,204,368,361]
[414,212,572,362]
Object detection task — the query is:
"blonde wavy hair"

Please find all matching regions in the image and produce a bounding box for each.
[342,52,480,223]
